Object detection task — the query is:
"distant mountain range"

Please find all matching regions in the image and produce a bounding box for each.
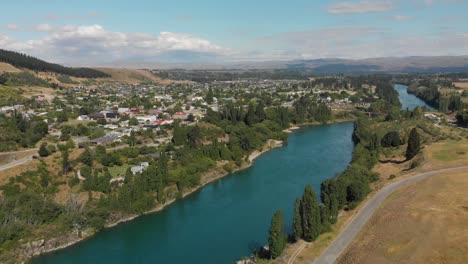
[105,56,468,73]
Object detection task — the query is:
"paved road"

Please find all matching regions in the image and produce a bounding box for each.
[0,155,36,171]
[310,166,468,264]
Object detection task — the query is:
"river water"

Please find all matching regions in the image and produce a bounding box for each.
[394,84,435,110]
[32,122,354,264]
[31,84,432,264]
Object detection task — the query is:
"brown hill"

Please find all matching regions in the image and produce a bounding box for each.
[0,62,21,74]
[94,68,173,84]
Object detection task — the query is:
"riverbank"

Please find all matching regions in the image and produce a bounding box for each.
[23,121,354,263]
[274,116,467,263]
[21,139,285,263]
[28,122,356,264]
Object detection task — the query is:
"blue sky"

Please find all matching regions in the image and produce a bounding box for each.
[1,0,467,65]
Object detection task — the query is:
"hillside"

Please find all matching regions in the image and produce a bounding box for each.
[0,49,109,78]
[94,68,172,84]
[0,62,21,74]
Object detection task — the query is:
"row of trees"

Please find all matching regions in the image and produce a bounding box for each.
[408,80,465,113]
[267,117,422,259]
[0,49,109,78]
[293,96,332,124]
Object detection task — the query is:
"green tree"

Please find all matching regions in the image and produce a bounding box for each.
[172,124,187,146]
[79,147,93,167]
[320,179,339,224]
[38,143,50,157]
[62,148,70,175]
[381,131,401,148]
[268,210,287,259]
[368,133,380,151]
[245,104,257,126]
[293,198,303,241]
[255,101,267,122]
[128,130,136,147]
[129,117,139,126]
[205,87,214,104]
[301,185,321,242]
[406,128,420,160]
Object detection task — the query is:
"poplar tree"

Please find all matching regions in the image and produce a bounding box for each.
[255,101,267,122]
[205,87,214,104]
[293,198,303,241]
[321,179,339,224]
[268,210,287,259]
[62,148,70,175]
[406,128,420,160]
[301,185,321,242]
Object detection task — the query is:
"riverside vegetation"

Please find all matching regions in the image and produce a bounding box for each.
[261,81,436,261]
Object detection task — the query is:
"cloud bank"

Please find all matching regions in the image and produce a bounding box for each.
[0,24,229,65]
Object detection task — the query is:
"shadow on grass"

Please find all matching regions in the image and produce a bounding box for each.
[379,159,407,165]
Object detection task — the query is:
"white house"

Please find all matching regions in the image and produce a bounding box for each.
[130,162,150,175]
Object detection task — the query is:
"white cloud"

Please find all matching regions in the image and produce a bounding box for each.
[2,24,467,65]
[325,1,396,14]
[34,24,54,32]
[253,27,468,60]
[6,24,20,30]
[1,24,230,65]
[389,15,415,21]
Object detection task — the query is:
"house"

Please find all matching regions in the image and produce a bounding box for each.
[173,112,188,120]
[130,162,150,175]
[105,112,120,121]
[93,131,123,145]
[104,124,119,130]
[137,115,157,124]
[154,119,174,125]
[117,108,129,114]
[88,113,105,121]
[147,109,161,115]
[77,115,90,121]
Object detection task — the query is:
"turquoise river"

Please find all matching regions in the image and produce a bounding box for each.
[31,84,430,264]
[32,122,354,264]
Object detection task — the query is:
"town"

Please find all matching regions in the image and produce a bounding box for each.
[0,50,467,264]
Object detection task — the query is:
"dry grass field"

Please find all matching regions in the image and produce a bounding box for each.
[337,169,468,264]
[0,62,20,74]
[453,82,468,90]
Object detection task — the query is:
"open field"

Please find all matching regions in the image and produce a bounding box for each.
[453,82,468,89]
[336,169,468,264]
[20,85,57,99]
[107,164,131,177]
